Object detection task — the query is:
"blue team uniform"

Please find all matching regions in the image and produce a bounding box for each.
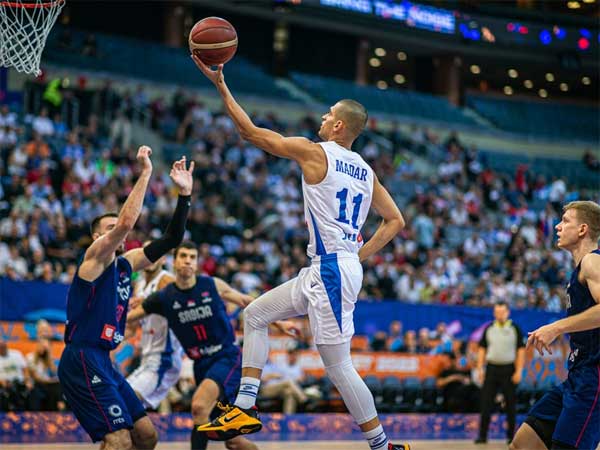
[58,256,146,442]
[142,275,242,403]
[528,249,600,449]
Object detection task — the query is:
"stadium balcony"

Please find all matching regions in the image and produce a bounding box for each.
[478,150,600,190]
[466,94,599,143]
[290,72,481,128]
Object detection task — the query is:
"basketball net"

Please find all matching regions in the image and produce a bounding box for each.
[0,0,65,76]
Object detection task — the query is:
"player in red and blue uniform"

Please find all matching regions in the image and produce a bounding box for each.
[58,147,194,450]
[127,241,298,450]
[512,201,600,450]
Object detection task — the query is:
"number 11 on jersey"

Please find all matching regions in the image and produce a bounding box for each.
[336,187,363,230]
[193,324,207,341]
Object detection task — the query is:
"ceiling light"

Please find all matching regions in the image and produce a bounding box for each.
[567,1,581,8]
[470,65,481,74]
[538,88,548,98]
[503,86,513,95]
[545,72,555,82]
[582,0,595,3]
[508,69,518,78]
[582,76,591,85]
[376,80,388,89]
[523,79,533,89]
[369,58,381,67]
[375,47,386,57]
[560,83,569,91]
[397,51,407,61]
[394,74,406,84]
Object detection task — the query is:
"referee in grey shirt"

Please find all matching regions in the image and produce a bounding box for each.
[475,301,525,444]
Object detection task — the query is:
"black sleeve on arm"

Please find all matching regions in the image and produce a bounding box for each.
[142,292,165,316]
[143,195,191,263]
[515,324,525,348]
[479,325,489,348]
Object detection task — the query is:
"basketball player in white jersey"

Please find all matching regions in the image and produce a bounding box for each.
[126,242,184,410]
[192,57,409,450]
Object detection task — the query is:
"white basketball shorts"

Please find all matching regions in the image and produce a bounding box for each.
[291,252,362,345]
[126,353,182,409]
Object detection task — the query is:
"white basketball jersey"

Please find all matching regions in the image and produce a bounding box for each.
[136,270,183,359]
[303,141,374,258]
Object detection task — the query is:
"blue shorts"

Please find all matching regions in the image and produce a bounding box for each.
[58,345,146,442]
[528,363,600,449]
[193,345,242,403]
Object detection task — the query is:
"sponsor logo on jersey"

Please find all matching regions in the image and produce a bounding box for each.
[117,271,131,302]
[186,344,223,359]
[187,299,196,307]
[113,331,124,344]
[173,300,182,309]
[91,375,102,384]
[201,291,212,303]
[108,404,122,417]
[108,404,125,424]
[116,304,125,322]
[569,348,579,362]
[101,324,116,341]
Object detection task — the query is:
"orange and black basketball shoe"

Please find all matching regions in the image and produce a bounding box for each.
[389,443,411,450]
[196,403,262,441]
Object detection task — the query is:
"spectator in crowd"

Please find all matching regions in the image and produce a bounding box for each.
[388,321,403,352]
[475,302,525,445]
[417,328,432,354]
[36,319,61,341]
[26,338,64,411]
[260,348,308,414]
[32,107,54,137]
[436,352,479,413]
[0,339,34,411]
[400,330,418,354]
[370,331,389,352]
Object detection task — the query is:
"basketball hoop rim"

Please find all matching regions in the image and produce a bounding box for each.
[0,0,64,8]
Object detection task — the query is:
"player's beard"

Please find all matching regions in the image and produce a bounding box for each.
[178,266,195,279]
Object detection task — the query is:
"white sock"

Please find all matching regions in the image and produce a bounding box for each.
[363,425,389,450]
[234,377,260,409]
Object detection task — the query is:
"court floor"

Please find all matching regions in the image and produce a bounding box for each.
[2,440,510,449]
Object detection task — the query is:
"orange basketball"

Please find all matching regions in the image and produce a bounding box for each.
[189,17,237,66]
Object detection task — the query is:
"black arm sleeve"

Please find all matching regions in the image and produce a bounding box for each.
[515,324,525,348]
[142,292,165,316]
[143,195,191,263]
[479,325,489,348]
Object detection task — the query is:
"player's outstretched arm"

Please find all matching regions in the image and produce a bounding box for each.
[527,252,600,355]
[358,175,405,262]
[214,277,253,307]
[213,277,302,337]
[79,146,153,281]
[191,55,322,165]
[124,157,194,272]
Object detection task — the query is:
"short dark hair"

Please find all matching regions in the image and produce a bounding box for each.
[336,99,368,138]
[90,213,118,235]
[495,301,509,309]
[174,240,198,258]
